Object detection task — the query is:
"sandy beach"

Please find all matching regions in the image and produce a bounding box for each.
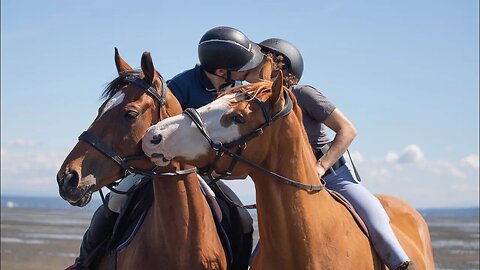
[1,207,479,270]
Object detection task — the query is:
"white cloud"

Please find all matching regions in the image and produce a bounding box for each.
[385,145,424,165]
[348,151,364,164]
[445,163,465,178]
[396,144,424,164]
[344,145,479,208]
[366,168,391,178]
[461,154,479,169]
[386,152,399,163]
[1,150,65,175]
[451,183,477,192]
[8,139,37,147]
[1,147,68,197]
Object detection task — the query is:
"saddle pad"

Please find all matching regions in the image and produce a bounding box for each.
[109,179,154,251]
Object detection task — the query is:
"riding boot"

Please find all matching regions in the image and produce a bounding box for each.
[394,261,415,270]
[75,205,119,268]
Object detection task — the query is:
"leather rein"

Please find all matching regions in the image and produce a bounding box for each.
[183,88,325,209]
[78,74,196,197]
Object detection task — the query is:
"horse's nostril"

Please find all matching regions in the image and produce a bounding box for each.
[151,134,162,145]
[64,171,79,189]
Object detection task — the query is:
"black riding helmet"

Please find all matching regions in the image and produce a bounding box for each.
[259,38,304,81]
[198,26,264,74]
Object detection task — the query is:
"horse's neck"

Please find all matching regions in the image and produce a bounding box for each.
[118,173,227,269]
[251,118,342,264]
[149,174,214,240]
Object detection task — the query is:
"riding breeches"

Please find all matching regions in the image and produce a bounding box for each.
[322,163,410,269]
[107,174,145,213]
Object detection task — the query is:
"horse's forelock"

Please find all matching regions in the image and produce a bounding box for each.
[101,70,144,100]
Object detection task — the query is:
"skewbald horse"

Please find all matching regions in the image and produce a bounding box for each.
[56,49,227,269]
[142,68,435,269]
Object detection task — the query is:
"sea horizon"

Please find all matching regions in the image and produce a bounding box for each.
[1,194,479,217]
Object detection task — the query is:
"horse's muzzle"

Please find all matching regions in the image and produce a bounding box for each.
[57,170,93,207]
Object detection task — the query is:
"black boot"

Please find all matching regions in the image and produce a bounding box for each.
[394,261,415,270]
[75,205,119,268]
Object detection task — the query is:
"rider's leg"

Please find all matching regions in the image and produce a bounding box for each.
[198,175,223,220]
[323,163,411,270]
[216,181,254,234]
[74,174,145,267]
[213,181,254,270]
[75,204,119,266]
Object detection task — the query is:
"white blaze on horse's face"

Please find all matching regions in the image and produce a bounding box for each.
[142,93,242,166]
[100,91,125,118]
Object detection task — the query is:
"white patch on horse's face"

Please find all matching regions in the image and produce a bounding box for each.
[100,91,125,118]
[142,94,243,165]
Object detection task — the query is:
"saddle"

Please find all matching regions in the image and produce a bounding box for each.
[83,180,153,269]
[86,178,253,270]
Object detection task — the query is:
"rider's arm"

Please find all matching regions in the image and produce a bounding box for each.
[318,108,357,176]
[292,85,356,177]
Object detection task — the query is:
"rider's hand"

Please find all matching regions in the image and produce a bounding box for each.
[211,171,222,179]
[316,164,326,179]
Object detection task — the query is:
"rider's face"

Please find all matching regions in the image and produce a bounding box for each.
[229,70,250,81]
[242,56,267,83]
[217,56,267,83]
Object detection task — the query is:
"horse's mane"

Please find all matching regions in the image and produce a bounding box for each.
[222,80,307,141]
[220,80,274,102]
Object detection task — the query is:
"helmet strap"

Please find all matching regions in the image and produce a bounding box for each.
[207,69,235,90]
[226,70,235,85]
[218,70,235,90]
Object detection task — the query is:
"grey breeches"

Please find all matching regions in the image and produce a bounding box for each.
[322,163,409,269]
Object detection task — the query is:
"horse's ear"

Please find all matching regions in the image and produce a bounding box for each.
[141,51,156,85]
[114,48,133,74]
[270,70,284,107]
[259,56,273,81]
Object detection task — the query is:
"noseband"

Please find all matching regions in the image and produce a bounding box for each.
[183,88,325,208]
[78,74,196,196]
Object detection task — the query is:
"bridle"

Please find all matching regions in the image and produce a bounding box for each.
[78,74,196,197]
[183,87,325,208]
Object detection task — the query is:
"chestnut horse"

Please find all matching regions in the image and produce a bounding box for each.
[56,49,227,269]
[142,72,435,269]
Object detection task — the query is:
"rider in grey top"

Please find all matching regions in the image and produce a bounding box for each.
[292,85,336,151]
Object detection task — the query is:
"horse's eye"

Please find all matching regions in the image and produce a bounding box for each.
[124,110,138,120]
[231,115,246,124]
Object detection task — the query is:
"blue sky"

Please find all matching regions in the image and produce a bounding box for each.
[1,0,478,208]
